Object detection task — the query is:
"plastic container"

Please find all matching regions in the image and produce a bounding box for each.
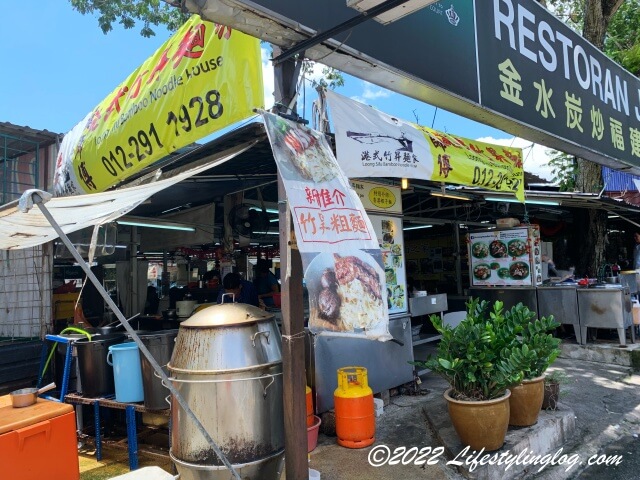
[334,366,375,449]
[308,468,321,480]
[0,407,79,480]
[75,333,125,397]
[633,300,640,325]
[307,415,321,452]
[107,342,144,403]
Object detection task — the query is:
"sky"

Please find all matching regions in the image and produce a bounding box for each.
[0,2,554,180]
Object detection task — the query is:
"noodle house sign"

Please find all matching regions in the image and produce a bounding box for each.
[349,180,402,214]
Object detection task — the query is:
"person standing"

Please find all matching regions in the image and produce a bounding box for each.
[217,272,259,307]
[254,260,280,307]
[634,232,640,270]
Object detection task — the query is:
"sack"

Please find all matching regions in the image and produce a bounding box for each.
[73,304,87,325]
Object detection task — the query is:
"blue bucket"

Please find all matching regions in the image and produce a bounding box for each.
[107,342,144,403]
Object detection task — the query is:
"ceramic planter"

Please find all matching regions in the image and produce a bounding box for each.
[445,388,511,451]
[509,375,545,426]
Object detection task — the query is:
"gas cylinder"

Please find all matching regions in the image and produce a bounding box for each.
[334,366,375,448]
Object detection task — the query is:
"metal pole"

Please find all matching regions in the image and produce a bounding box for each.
[31,192,240,480]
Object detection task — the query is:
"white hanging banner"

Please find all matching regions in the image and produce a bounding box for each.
[260,111,391,341]
[326,89,525,201]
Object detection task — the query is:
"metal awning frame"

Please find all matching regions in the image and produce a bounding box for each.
[29,191,242,480]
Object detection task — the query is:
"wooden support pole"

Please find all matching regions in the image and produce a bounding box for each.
[278,174,308,479]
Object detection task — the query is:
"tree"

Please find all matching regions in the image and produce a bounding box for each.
[69,0,188,37]
[539,0,626,276]
[69,0,344,111]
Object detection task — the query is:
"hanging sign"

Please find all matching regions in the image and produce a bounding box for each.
[349,179,402,214]
[326,90,525,201]
[54,15,263,196]
[260,110,391,341]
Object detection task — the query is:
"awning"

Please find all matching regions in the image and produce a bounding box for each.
[0,142,255,250]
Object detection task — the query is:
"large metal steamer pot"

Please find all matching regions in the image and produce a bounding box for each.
[168,303,284,480]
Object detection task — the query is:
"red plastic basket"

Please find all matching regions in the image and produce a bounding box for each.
[307,415,322,452]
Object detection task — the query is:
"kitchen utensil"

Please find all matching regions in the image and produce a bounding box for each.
[176,300,197,318]
[97,320,125,335]
[10,382,57,408]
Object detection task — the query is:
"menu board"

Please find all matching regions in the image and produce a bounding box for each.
[370,214,408,314]
[468,226,541,287]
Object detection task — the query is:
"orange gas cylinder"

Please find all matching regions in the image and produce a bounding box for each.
[306,385,314,427]
[334,366,375,448]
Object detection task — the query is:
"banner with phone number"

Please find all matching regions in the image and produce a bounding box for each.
[325,90,524,202]
[54,15,263,196]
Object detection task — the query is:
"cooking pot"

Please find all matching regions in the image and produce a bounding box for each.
[10,382,57,408]
[176,300,197,318]
[604,276,619,284]
[97,321,125,335]
[162,309,178,321]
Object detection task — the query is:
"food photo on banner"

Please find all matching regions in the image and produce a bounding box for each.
[260,110,391,341]
[54,14,263,197]
[324,89,525,201]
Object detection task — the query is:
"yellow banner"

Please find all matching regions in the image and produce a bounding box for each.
[416,125,524,202]
[54,16,263,196]
[325,90,524,202]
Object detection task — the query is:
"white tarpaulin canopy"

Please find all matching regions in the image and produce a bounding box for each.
[0,144,252,251]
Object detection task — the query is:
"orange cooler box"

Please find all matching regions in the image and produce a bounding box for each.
[0,396,79,480]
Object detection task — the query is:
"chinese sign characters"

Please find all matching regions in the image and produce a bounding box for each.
[54,15,263,196]
[477,0,640,171]
[261,111,391,341]
[326,90,524,201]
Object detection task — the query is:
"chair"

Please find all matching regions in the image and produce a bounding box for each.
[443,311,466,329]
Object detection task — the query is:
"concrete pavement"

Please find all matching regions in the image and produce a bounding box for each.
[79,338,640,479]
[309,341,640,480]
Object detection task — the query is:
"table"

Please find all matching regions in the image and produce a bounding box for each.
[65,393,170,470]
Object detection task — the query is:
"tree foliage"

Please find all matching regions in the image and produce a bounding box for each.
[69,0,188,37]
[547,149,578,191]
[604,0,640,75]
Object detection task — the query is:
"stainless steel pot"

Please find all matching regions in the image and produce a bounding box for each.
[168,303,283,480]
[10,382,56,408]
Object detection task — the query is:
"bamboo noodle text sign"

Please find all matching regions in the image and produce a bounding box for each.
[261,111,391,341]
[326,89,524,201]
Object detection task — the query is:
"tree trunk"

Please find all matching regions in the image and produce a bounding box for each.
[572,0,622,277]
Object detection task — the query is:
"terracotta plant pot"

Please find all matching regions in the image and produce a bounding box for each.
[509,375,545,426]
[542,381,560,410]
[445,388,511,451]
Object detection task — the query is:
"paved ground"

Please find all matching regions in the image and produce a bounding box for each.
[77,338,640,479]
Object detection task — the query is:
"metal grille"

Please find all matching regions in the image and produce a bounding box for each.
[0,244,52,341]
[0,133,40,204]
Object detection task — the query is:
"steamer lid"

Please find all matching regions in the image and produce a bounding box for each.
[180,303,274,327]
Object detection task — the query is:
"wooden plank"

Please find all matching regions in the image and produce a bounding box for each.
[279,175,309,480]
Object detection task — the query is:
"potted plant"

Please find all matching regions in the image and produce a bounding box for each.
[506,306,561,426]
[413,299,534,451]
[542,370,570,410]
